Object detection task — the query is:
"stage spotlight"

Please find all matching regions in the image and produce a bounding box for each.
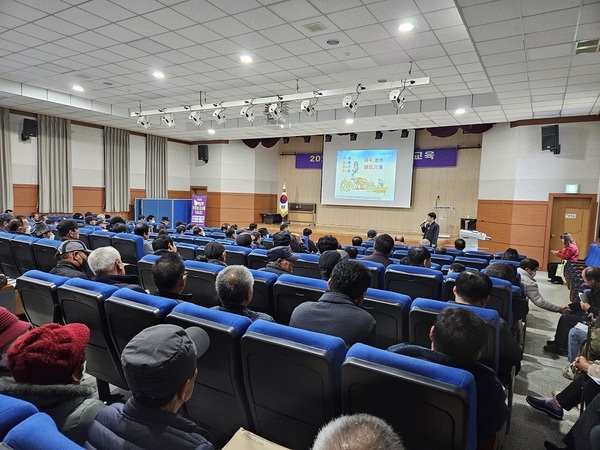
[389,89,405,109]
[375,131,383,139]
[189,111,203,126]
[268,103,282,121]
[300,100,315,117]
[283,137,290,144]
[401,129,409,138]
[303,136,311,143]
[162,113,175,128]
[350,133,357,141]
[325,134,332,142]
[342,94,357,113]
[240,105,254,123]
[137,115,151,130]
[213,108,226,125]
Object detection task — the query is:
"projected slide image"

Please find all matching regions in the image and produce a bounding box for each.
[335,149,397,201]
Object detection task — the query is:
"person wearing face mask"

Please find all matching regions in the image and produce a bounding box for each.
[50,240,93,279]
[0,323,105,445]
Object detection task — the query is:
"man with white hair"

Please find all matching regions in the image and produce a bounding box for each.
[312,414,404,450]
[87,247,145,292]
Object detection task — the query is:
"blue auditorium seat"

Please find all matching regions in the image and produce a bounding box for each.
[0,232,20,278]
[272,274,327,324]
[363,288,412,348]
[182,260,225,307]
[223,245,252,266]
[10,235,40,275]
[32,238,60,273]
[248,269,278,316]
[0,394,38,440]
[16,270,70,326]
[247,249,269,270]
[454,256,489,271]
[137,254,159,293]
[3,412,83,449]
[384,264,444,300]
[89,230,115,250]
[112,233,145,273]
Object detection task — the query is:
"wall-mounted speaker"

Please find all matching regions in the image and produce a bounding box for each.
[21,118,37,141]
[350,133,357,141]
[325,134,332,142]
[401,129,409,138]
[541,125,560,154]
[198,145,209,162]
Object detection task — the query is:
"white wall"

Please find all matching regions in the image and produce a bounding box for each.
[480,122,600,201]
[10,113,37,184]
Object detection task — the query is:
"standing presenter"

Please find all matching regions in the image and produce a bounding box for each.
[420,212,440,248]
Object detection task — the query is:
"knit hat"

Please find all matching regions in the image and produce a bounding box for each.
[56,219,78,237]
[122,324,209,400]
[31,221,50,238]
[0,307,30,351]
[7,323,90,384]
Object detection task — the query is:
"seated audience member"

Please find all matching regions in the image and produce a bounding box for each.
[290,232,309,253]
[346,247,359,259]
[319,249,349,280]
[403,246,432,268]
[258,227,269,239]
[197,241,227,266]
[96,214,107,229]
[212,266,274,322]
[290,260,376,347]
[0,212,13,232]
[279,223,289,232]
[220,223,229,232]
[251,231,265,249]
[543,393,600,450]
[527,354,600,424]
[485,262,529,323]
[108,215,126,232]
[248,222,258,231]
[134,222,153,255]
[152,252,192,302]
[454,238,466,251]
[3,209,13,214]
[29,212,39,222]
[236,233,253,249]
[388,308,509,446]
[0,307,30,371]
[31,221,53,239]
[362,234,394,268]
[518,258,569,314]
[303,227,318,253]
[157,226,169,235]
[545,266,600,356]
[352,236,363,247]
[259,246,298,276]
[366,229,377,241]
[161,216,170,227]
[9,216,29,234]
[419,239,431,246]
[448,262,466,273]
[1,323,105,445]
[501,247,520,261]
[175,224,186,234]
[50,240,93,279]
[225,227,236,239]
[435,246,447,254]
[56,219,80,241]
[395,235,405,243]
[85,324,214,450]
[84,215,97,227]
[192,226,205,236]
[72,212,84,220]
[175,221,184,227]
[272,230,292,247]
[88,247,145,292]
[137,214,145,221]
[146,214,155,224]
[112,222,128,233]
[152,235,177,255]
[317,234,340,253]
[450,271,523,371]
[312,414,404,450]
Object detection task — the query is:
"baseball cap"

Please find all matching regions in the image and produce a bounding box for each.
[0,307,30,351]
[56,239,91,256]
[161,216,169,222]
[7,323,89,384]
[56,219,78,236]
[121,324,209,399]
[267,246,299,261]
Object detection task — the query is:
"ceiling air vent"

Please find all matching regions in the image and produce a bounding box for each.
[575,39,599,54]
[303,22,328,33]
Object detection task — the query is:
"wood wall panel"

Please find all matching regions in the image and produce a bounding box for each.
[73,186,104,215]
[204,192,276,228]
[13,184,38,214]
[168,190,191,199]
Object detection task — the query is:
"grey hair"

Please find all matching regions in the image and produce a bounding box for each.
[215,265,254,307]
[88,246,121,276]
[312,414,404,450]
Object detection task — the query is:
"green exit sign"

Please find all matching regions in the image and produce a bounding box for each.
[565,184,580,194]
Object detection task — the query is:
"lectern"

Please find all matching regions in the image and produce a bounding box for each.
[458,230,491,251]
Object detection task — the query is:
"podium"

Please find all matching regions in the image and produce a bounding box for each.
[459,229,491,251]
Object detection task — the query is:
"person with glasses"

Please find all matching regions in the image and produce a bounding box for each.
[49,240,93,279]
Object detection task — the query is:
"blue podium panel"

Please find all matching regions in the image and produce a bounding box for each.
[138,198,192,225]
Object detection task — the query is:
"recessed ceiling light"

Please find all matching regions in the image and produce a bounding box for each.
[327,39,340,45]
[240,54,253,64]
[153,71,165,79]
[102,82,113,86]
[207,128,216,135]
[455,108,466,115]
[72,85,84,92]
[398,22,414,32]
[346,118,354,124]
[377,79,387,83]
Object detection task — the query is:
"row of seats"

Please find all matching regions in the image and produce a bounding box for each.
[565,243,600,298]
[0,394,82,449]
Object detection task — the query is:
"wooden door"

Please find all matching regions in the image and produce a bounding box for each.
[190,186,207,196]
[546,194,597,265]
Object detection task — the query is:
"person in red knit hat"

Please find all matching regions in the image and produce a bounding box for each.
[0,323,105,445]
[0,307,30,356]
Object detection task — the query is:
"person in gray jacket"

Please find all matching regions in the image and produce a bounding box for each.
[0,323,104,445]
[518,258,570,314]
